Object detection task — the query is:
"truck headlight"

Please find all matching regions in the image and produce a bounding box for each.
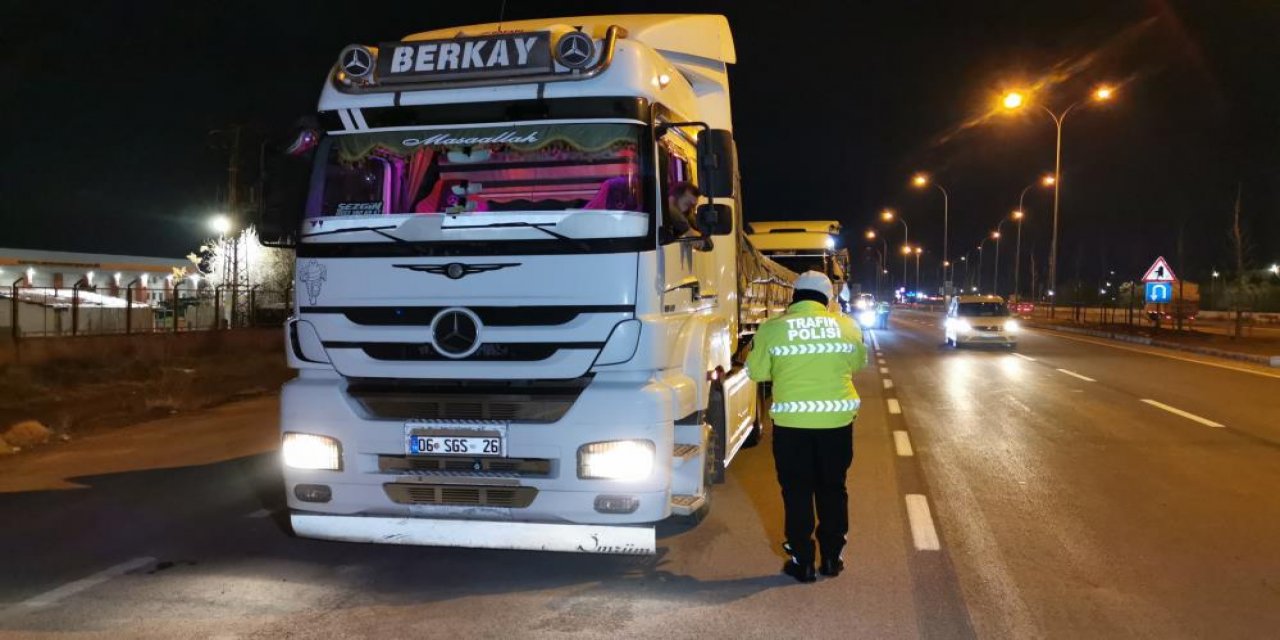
[858,310,877,327]
[578,440,655,480]
[282,432,342,470]
[1004,319,1020,332]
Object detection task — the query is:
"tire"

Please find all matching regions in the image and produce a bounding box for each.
[708,382,727,484]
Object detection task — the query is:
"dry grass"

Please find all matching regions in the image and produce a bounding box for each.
[0,344,290,444]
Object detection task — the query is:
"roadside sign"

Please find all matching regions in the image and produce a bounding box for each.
[1145,282,1173,303]
[1142,256,1177,282]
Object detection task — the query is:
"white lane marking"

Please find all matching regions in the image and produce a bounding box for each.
[886,398,902,414]
[893,430,914,457]
[870,331,880,350]
[879,367,890,374]
[247,508,273,518]
[883,379,894,389]
[1056,368,1096,382]
[905,495,941,551]
[1037,329,1280,380]
[1141,399,1225,428]
[1012,352,1036,362]
[21,557,155,608]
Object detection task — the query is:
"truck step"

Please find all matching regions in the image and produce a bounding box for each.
[673,443,700,460]
[670,493,706,516]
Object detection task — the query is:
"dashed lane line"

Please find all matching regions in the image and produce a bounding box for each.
[893,430,914,457]
[883,379,894,389]
[1141,399,1226,428]
[1055,368,1096,383]
[879,367,890,374]
[905,495,942,551]
[886,398,902,414]
[18,557,155,609]
[1011,352,1036,361]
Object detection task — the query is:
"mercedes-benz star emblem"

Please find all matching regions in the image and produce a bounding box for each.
[393,262,520,280]
[339,45,374,79]
[431,308,481,359]
[555,31,595,70]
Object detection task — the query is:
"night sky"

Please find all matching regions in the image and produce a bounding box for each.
[4,1,1277,289]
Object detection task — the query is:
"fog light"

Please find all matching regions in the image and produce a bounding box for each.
[282,432,342,470]
[857,310,876,328]
[594,495,640,514]
[294,483,332,503]
[578,440,655,480]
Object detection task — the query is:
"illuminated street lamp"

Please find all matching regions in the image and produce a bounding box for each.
[209,214,233,236]
[1001,84,1116,308]
[991,230,1004,296]
[911,173,951,292]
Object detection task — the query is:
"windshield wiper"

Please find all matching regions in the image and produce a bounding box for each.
[300,225,427,255]
[445,221,590,251]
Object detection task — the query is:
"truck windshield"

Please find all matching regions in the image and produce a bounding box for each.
[957,302,1010,317]
[307,123,649,218]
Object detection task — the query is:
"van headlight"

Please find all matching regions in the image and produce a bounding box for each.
[949,318,972,333]
[578,440,655,480]
[1004,319,1020,332]
[282,432,342,470]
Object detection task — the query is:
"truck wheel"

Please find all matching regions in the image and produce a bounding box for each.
[708,381,727,484]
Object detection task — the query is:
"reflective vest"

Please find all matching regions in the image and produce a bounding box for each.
[746,300,868,428]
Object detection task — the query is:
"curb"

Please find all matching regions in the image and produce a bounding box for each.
[1027,323,1280,368]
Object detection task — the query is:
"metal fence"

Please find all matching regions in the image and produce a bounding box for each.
[2,285,293,339]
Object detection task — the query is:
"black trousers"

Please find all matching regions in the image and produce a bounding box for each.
[772,423,854,564]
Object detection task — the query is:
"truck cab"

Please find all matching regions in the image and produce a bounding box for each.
[747,221,850,311]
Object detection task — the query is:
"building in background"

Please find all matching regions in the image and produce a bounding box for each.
[0,248,198,337]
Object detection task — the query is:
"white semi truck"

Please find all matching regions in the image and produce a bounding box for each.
[747,221,851,311]
[259,14,795,554]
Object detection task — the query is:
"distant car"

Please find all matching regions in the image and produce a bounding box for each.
[854,293,875,311]
[1010,301,1035,315]
[945,295,1018,349]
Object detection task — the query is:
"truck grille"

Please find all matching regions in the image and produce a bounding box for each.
[384,483,537,508]
[327,341,602,362]
[346,377,590,422]
[379,455,552,477]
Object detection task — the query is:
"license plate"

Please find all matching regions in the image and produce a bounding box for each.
[408,435,503,457]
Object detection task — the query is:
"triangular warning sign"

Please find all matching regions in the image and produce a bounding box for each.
[1142,256,1177,282]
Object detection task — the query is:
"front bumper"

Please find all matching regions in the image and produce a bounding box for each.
[291,512,655,555]
[280,372,682,527]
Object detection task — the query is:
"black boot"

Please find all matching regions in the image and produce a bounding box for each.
[781,542,816,583]
[819,556,844,577]
[782,559,817,583]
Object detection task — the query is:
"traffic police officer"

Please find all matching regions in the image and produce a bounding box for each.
[747,271,867,583]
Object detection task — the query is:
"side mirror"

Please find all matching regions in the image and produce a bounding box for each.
[696,129,736,198]
[696,203,733,236]
[257,128,320,248]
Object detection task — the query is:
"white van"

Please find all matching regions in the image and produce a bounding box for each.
[945,295,1019,348]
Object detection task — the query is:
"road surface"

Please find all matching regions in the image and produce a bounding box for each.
[1,310,1276,638]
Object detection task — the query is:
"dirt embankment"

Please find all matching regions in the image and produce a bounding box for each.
[0,330,291,453]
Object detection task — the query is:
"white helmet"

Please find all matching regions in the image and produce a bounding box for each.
[794,271,833,301]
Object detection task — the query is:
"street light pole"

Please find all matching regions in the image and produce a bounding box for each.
[880,210,908,289]
[913,175,950,293]
[913,247,923,293]
[1011,210,1025,301]
[992,227,1005,296]
[1001,86,1113,312]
